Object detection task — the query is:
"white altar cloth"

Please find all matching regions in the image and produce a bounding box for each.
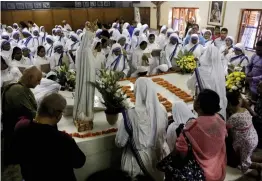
[57,73,192,181]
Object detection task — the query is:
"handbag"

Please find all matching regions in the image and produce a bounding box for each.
[157,131,205,181]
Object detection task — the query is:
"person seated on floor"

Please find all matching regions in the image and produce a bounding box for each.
[157,89,227,181]
[226,91,262,177]
[11,93,86,181]
[166,102,196,152]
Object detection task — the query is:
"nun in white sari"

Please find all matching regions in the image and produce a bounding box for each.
[203,29,213,48]
[220,36,234,75]
[106,43,130,77]
[131,28,140,50]
[184,34,204,60]
[116,77,170,180]
[44,35,55,57]
[166,102,196,152]
[1,40,12,63]
[122,22,131,45]
[157,25,167,50]
[162,33,182,69]
[228,43,249,72]
[111,23,121,43]
[187,45,227,119]
[92,40,106,71]
[139,24,149,42]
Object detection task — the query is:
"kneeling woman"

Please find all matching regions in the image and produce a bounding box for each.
[226,91,261,174]
[106,43,130,78]
[158,89,227,181]
[115,77,170,180]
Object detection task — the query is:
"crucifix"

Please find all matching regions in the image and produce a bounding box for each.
[151,1,165,29]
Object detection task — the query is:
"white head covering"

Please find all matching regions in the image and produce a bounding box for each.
[117,34,126,43]
[225,36,234,45]
[198,45,227,118]
[1,32,10,40]
[234,43,245,54]
[123,23,130,30]
[137,23,142,29]
[166,28,174,38]
[112,23,117,29]
[46,35,54,42]
[134,77,167,147]
[92,39,101,50]
[76,29,83,35]
[132,28,140,37]
[158,64,168,72]
[12,31,20,38]
[95,29,103,37]
[0,39,10,50]
[70,32,80,42]
[139,24,149,36]
[168,33,179,43]
[203,29,212,37]
[22,29,32,36]
[160,25,167,33]
[138,34,148,45]
[53,41,63,52]
[32,27,39,34]
[40,26,45,32]
[52,28,56,36]
[109,43,122,55]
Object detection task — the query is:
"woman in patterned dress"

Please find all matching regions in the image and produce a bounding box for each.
[226,91,262,175]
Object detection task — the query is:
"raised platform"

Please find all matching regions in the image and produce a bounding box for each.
[57,73,246,181]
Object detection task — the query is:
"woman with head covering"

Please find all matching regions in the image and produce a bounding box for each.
[184,34,204,60]
[33,45,50,73]
[40,26,48,44]
[92,40,106,71]
[137,23,142,29]
[92,29,103,47]
[111,23,121,43]
[117,34,132,61]
[220,36,234,75]
[50,41,75,70]
[32,28,42,48]
[1,39,12,62]
[21,29,37,56]
[203,29,213,48]
[122,22,131,45]
[106,43,130,78]
[156,25,167,50]
[52,28,57,37]
[139,24,149,42]
[187,45,227,119]
[13,23,19,31]
[228,43,249,72]
[20,46,34,65]
[6,26,13,38]
[116,77,169,180]
[54,28,66,47]
[11,46,33,68]
[162,33,182,70]
[9,31,21,48]
[101,38,110,58]
[147,33,160,52]
[131,36,150,77]
[44,35,55,57]
[166,102,196,152]
[1,56,22,88]
[66,33,80,60]
[76,29,83,36]
[131,28,140,50]
[1,32,10,41]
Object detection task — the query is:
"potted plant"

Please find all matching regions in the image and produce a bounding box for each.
[90,69,128,125]
[55,64,76,92]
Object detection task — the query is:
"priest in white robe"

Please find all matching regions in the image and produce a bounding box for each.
[187,45,227,119]
[116,77,170,180]
[106,43,130,78]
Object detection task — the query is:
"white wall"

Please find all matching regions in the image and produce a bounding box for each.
[134,1,262,41]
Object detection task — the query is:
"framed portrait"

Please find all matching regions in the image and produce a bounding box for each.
[90,2,96,7]
[16,3,25,10]
[103,1,110,7]
[34,2,42,9]
[207,1,227,26]
[97,1,103,7]
[83,2,89,8]
[7,3,15,10]
[42,2,50,9]
[25,3,33,9]
[75,2,82,8]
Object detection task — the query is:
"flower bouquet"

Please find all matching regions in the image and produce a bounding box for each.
[90,69,128,125]
[175,50,197,74]
[226,71,246,92]
[55,64,76,91]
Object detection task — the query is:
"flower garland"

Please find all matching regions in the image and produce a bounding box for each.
[62,128,118,138]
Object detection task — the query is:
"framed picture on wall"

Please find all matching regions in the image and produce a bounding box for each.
[16,3,25,10]
[207,1,226,26]
[75,2,82,8]
[97,1,103,7]
[83,2,89,8]
[34,2,42,9]
[103,1,110,7]
[25,3,33,9]
[90,2,96,7]
[42,2,50,9]
[7,3,15,10]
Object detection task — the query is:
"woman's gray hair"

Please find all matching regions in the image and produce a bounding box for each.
[37,93,67,118]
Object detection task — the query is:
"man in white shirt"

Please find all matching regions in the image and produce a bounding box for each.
[214,28,228,50]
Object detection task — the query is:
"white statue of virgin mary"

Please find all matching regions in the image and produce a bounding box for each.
[73,29,96,131]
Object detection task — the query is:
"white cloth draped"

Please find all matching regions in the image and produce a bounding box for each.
[73,31,96,122]
[187,45,227,119]
[33,56,50,71]
[115,77,169,180]
[1,66,22,87]
[167,102,195,152]
[32,78,61,105]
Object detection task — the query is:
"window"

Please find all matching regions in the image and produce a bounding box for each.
[238,9,262,50]
[171,8,198,35]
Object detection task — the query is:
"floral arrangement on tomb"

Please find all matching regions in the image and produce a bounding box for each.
[91,69,128,114]
[226,71,246,92]
[175,50,196,73]
[55,64,76,91]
